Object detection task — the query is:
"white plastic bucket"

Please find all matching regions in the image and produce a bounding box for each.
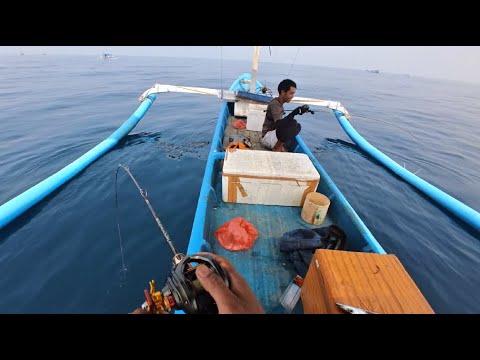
[301,192,330,225]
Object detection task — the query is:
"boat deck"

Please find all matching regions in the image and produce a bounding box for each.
[213,114,335,312]
[222,115,269,150]
[208,165,333,313]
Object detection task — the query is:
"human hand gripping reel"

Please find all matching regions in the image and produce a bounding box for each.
[299,105,314,115]
[142,253,230,314]
[291,105,314,116]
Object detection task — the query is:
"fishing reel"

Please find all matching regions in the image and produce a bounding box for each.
[285,105,315,115]
[142,253,230,314]
[301,105,315,115]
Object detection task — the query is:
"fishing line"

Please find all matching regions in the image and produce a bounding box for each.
[117,164,177,253]
[115,165,128,280]
[303,109,425,174]
[114,164,179,279]
[287,47,301,78]
[289,105,423,151]
[114,165,229,314]
[348,114,425,174]
[220,46,223,91]
[350,113,425,151]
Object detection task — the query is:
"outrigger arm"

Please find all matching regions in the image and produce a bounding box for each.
[139,83,351,119]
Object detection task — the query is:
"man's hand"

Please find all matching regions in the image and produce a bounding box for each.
[195,252,265,314]
[130,252,265,314]
[299,105,310,114]
[292,105,310,116]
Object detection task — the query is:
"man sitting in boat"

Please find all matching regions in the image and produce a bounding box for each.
[260,79,309,152]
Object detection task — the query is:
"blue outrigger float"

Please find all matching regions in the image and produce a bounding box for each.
[1,47,478,313]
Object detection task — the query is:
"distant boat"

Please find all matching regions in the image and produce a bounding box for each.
[366,69,380,74]
[100,53,119,60]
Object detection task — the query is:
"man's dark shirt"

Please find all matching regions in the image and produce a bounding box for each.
[262,97,284,138]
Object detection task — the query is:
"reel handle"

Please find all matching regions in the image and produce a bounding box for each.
[163,253,230,314]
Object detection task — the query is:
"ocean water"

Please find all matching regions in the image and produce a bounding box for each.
[0,54,479,314]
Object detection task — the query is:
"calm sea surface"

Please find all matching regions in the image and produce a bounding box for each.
[0,54,479,313]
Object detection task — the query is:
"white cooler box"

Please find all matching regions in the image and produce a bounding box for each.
[246,109,266,132]
[234,101,268,118]
[222,149,320,206]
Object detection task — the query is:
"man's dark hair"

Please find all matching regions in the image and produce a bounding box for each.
[278,79,297,94]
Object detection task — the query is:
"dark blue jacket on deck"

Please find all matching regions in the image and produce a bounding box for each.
[279,225,346,277]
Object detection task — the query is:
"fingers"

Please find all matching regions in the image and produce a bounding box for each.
[196,264,238,309]
[195,252,252,296]
[298,105,309,114]
[196,252,238,276]
[194,252,265,314]
[195,252,249,291]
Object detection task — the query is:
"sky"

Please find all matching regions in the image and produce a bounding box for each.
[2,46,479,84]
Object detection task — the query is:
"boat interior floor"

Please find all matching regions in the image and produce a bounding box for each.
[206,168,334,313]
[222,115,269,151]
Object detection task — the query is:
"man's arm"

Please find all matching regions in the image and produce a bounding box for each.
[278,105,310,125]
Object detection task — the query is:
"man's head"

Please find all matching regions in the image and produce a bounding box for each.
[278,79,297,103]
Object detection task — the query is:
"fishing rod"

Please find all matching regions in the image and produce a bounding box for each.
[267,105,315,115]
[284,108,315,115]
[115,164,229,314]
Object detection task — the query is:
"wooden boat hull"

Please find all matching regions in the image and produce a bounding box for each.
[186,73,386,312]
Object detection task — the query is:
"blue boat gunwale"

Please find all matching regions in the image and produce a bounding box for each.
[187,73,386,256]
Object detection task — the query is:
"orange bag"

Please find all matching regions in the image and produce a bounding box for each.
[233,119,246,129]
[214,217,258,251]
